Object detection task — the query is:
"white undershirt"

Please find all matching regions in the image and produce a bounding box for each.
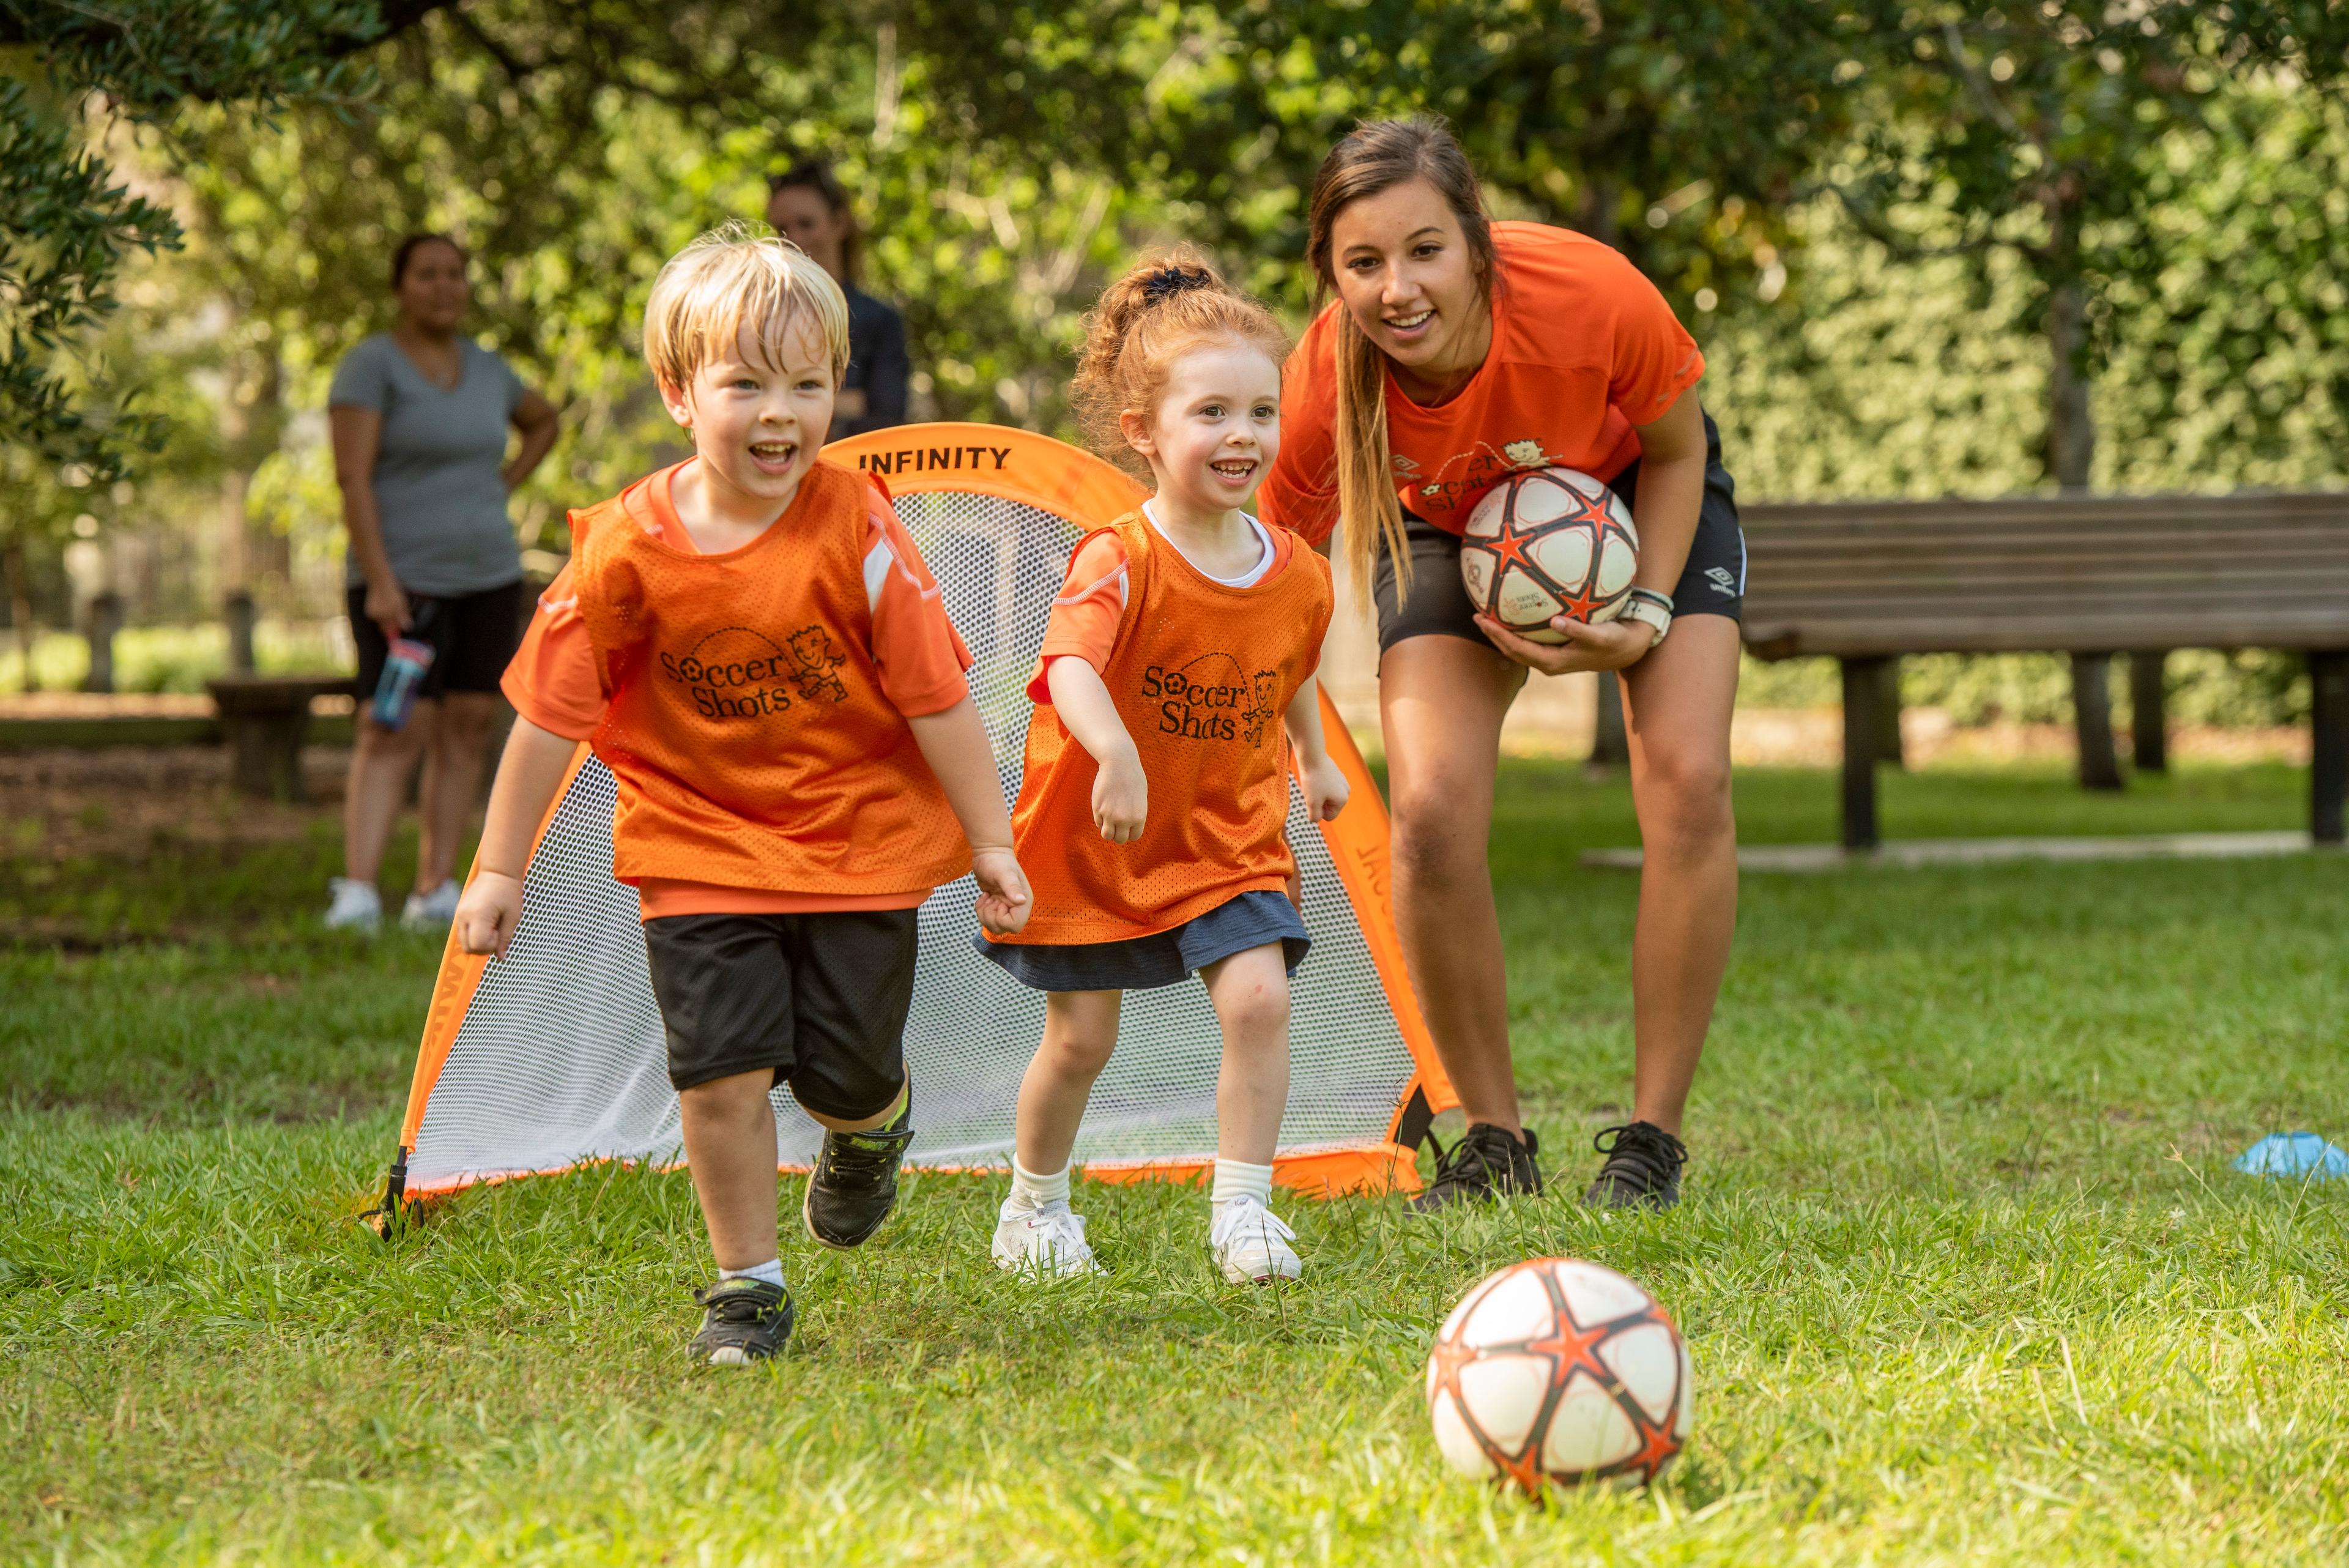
[1143,500,1274,588]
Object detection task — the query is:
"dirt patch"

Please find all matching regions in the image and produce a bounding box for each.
[0,746,349,863]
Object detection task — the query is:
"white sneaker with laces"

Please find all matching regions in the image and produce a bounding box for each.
[323,878,382,932]
[992,1198,1100,1278]
[1209,1194,1302,1285]
[401,879,461,931]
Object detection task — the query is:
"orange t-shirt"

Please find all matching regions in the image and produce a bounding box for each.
[989,510,1333,948]
[1258,221,1705,544]
[501,460,974,920]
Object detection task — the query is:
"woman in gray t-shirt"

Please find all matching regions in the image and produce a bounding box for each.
[324,232,559,934]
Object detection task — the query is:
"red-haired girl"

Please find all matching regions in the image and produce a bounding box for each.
[979,251,1346,1284]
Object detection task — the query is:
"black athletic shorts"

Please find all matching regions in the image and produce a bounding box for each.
[642,909,919,1116]
[1371,411,1746,653]
[349,578,527,703]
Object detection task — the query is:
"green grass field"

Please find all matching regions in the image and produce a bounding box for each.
[6,760,2346,1564]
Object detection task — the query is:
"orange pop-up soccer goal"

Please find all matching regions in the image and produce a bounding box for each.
[374,425,1455,1222]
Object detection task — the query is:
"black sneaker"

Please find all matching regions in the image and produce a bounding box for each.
[689,1277,794,1365]
[803,1088,916,1249]
[1409,1123,1543,1212]
[1583,1121,1688,1210]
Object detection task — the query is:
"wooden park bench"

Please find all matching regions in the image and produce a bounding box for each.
[205,675,357,803]
[1738,492,2349,849]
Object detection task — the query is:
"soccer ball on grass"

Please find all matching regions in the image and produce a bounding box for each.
[1425,1257,1691,1495]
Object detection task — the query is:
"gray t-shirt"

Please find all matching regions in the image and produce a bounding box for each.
[329,334,527,596]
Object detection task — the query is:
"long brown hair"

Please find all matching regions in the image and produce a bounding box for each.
[1070,247,1289,480]
[1304,117,1496,603]
[768,158,864,286]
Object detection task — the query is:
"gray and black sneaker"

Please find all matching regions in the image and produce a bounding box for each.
[689,1277,795,1366]
[803,1088,916,1249]
[1409,1123,1543,1212]
[1583,1121,1688,1210]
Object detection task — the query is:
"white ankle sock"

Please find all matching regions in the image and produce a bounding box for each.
[720,1258,785,1289]
[1008,1157,1071,1211]
[1211,1157,1275,1208]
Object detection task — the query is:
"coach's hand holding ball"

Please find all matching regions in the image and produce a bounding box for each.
[1475,611,1657,677]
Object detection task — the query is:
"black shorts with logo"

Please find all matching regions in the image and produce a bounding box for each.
[1371,411,1746,653]
[642,909,919,1118]
[348,578,527,701]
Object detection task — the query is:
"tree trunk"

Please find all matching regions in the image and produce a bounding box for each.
[2044,209,2117,791]
[4,540,36,693]
[2046,278,2095,494]
[1589,671,1629,773]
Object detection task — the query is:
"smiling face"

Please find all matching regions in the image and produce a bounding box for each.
[661,313,838,516]
[1327,178,1491,394]
[1119,337,1282,520]
[766,185,850,281]
[393,240,470,336]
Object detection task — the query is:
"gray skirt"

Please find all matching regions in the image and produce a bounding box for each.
[974,889,1310,993]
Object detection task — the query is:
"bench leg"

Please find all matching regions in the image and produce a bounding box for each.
[1587,669,1628,774]
[2071,652,2124,791]
[2129,650,2169,774]
[224,713,313,803]
[2313,650,2347,846]
[1874,656,1905,768]
[1841,657,1883,850]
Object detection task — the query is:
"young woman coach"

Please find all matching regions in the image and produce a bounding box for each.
[1258,119,1743,1210]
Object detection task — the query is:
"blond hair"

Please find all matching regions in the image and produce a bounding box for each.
[641,221,851,393]
[1070,247,1290,479]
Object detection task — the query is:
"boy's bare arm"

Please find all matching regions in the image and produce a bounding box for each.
[906,696,1034,934]
[1044,656,1148,843]
[453,718,581,957]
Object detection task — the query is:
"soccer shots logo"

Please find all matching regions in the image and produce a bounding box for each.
[1141,653,1279,745]
[657,625,850,721]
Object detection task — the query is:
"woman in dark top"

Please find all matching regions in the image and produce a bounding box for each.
[324,233,558,934]
[766,158,910,441]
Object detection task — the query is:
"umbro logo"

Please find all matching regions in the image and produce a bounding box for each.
[1705,567,1737,596]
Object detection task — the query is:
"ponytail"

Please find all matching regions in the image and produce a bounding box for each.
[1071,247,1289,479]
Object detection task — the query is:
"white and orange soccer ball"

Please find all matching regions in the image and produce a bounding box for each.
[1458,466,1640,644]
[1425,1258,1692,1495]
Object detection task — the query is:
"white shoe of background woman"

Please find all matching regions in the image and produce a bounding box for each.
[401,879,461,931]
[322,878,382,932]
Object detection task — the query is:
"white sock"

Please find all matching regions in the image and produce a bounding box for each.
[1008,1157,1071,1212]
[1211,1157,1275,1209]
[719,1258,785,1289]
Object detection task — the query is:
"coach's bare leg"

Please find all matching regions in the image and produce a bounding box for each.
[415,690,502,891]
[343,697,438,883]
[1201,942,1292,1165]
[679,1068,780,1271]
[1014,990,1124,1173]
[1618,615,1740,1137]
[1380,634,1527,1138]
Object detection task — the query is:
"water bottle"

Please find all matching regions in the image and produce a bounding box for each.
[370,603,438,730]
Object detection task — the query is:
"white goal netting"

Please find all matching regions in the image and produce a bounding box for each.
[398,470,1427,1198]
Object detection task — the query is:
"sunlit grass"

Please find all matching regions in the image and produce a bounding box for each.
[5,761,2345,1564]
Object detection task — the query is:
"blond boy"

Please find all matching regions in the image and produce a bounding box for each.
[458,225,1031,1364]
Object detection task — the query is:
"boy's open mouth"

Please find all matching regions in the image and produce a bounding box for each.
[749,439,798,473]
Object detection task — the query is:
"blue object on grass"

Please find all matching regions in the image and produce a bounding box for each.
[2232,1132,2349,1180]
